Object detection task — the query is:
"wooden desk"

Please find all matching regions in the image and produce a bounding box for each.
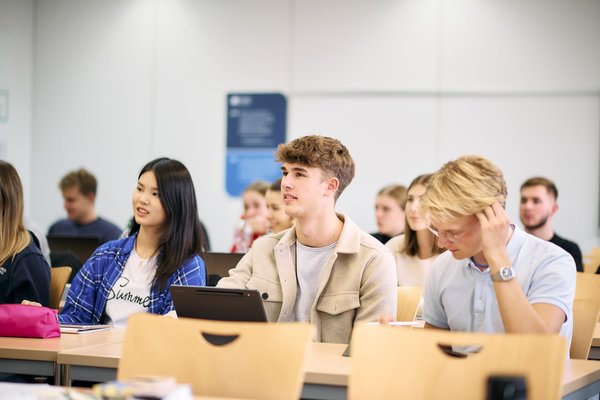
[0,329,125,385]
[57,341,599,400]
[58,341,349,398]
[591,322,600,360]
[563,358,600,400]
[302,343,348,399]
[58,342,122,384]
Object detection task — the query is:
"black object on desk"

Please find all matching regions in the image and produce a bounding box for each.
[170,285,268,322]
[487,375,527,400]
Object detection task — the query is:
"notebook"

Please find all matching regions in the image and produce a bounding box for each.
[59,323,112,334]
[170,285,268,322]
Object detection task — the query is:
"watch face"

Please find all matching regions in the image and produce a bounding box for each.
[500,267,515,280]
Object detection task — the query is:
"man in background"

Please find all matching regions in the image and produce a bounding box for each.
[519,177,583,272]
[48,168,121,243]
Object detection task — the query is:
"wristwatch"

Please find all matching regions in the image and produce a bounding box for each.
[491,267,515,282]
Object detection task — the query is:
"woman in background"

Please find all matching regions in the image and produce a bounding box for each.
[386,174,444,313]
[57,157,206,326]
[265,178,295,234]
[371,184,407,244]
[0,161,50,306]
[230,180,270,253]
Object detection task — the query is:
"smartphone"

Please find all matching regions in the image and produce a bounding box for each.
[486,375,526,400]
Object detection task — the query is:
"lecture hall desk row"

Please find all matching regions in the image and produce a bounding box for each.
[0,326,599,400]
[591,322,600,360]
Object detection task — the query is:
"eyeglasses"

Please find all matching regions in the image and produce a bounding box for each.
[426,222,470,243]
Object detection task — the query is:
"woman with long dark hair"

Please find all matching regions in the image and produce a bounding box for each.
[0,161,50,306]
[58,158,206,326]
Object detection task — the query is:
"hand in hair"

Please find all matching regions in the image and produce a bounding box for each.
[475,202,512,269]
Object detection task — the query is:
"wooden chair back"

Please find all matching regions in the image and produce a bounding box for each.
[396,286,423,321]
[582,247,600,274]
[49,266,72,310]
[575,271,600,300]
[571,298,600,359]
[349,325,567,400]
[571,272,600,359]
[118,314,313,399]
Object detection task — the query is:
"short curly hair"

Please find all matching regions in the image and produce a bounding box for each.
[275,135,355,200]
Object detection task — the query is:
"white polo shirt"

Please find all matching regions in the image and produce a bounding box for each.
[423,226,575,343]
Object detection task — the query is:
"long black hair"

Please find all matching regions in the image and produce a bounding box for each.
[130,157,206,290]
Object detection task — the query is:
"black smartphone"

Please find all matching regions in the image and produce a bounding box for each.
[486,375,527,400]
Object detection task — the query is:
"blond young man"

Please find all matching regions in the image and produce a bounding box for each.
[218,135,397,344]
[421,156,575,343]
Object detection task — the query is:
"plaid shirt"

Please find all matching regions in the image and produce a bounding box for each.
[58,234,205,324]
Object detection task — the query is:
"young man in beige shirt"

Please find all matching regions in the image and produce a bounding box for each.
[218,135,397,344]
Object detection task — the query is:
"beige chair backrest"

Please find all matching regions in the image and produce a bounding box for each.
[571,272,600,359]
[49,266,72,310]
[118,314,314,399]
[349,325,567,400]
[575,271,600,300]
[582,247,600,274]
[396,286,423,322]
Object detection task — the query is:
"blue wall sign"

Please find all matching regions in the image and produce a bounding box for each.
[226,93,286,196]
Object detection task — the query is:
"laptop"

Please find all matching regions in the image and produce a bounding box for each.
[203,252,244,278]
[47,236,102,281]
[170,285,268,322]
[47,235,102,265]
[203,252,244,286]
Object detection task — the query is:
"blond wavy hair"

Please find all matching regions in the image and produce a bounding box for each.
[420,156,507,222]
[0,161,30,265]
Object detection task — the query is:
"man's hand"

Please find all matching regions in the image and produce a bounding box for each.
[378,314,395,324]
[475,202,511,269]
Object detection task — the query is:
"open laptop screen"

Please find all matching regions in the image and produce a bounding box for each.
[47,235,102,281]
[170,285,268,322]
[203,252,244,285]
[47,235,101,265]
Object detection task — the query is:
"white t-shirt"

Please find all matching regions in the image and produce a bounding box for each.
[105,249,156,328]
[386,235,439,317]
[294,241,336,322]
[386,235,438,287]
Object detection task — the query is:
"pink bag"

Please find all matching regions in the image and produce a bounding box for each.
[0,304,61,338]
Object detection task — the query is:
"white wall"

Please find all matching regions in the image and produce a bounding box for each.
[0,0,34,214]
[32,0,156,233]
[21,0,600,252]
